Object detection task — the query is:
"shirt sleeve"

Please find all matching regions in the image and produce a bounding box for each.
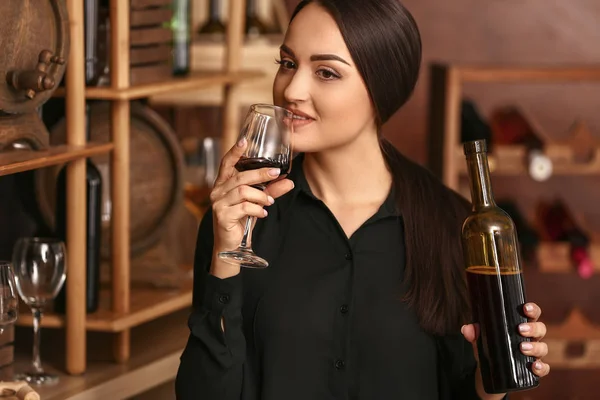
[175,209,246,400]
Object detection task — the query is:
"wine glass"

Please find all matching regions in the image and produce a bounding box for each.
[12,237,67,385]
[218,104,293,268]
[0,262,18,334]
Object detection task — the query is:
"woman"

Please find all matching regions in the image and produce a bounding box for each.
[176,0,550,398]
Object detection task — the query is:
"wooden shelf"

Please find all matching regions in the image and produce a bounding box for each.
[537,241,600,274]
[14,310,189,400]
[453,65,600,83]
[16,277,192,332]
[0,143,114,177]
[455,145,600,176]
[53,70,264,100]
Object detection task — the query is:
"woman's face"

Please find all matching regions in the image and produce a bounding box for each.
[272,2,377,154]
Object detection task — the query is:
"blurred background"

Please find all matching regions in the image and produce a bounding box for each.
[0,0,597,398]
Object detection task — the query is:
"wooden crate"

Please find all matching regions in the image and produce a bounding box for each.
[130,0,174,85]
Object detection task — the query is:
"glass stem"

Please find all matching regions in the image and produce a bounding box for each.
[239,216,256,249]
[31,307,44,374]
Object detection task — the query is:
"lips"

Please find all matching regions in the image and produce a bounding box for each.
[286,108,315,129]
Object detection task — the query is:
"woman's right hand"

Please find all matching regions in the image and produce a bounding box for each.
[209,138,295,278]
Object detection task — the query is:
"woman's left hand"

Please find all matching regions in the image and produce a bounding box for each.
[461,302,550,399]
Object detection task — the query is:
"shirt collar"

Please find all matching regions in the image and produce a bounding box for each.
[283,153,400,219]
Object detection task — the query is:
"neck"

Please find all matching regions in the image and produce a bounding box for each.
[302,132,392,206]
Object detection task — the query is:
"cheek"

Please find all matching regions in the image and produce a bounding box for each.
[314,81,373,133]
[272,71,289,106]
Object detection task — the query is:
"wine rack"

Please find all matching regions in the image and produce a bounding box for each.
[428,63,600,369]
[7,0,263,376]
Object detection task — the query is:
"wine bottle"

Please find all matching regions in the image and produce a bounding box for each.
[245,0,268,38]
[198,0,226,38]
[54,103,103,314]
[460,99,493,146]
[461,139,539,394]
[536,199,594,279]
[85,0,101,85]
[171,0,191,76]
[489,107,553,182]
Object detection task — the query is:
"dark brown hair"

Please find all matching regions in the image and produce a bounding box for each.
[291,0,471,336]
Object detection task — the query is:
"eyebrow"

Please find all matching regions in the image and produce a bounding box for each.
[280,44,351,66]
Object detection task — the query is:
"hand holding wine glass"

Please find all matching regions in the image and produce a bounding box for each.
[210,104,294,273]
[12,237,66,385]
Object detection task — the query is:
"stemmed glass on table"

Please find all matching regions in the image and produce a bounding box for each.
[218,104,294,269]
[12,237,67,385]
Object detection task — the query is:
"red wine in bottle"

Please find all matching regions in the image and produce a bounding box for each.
[461,139,539,394]
[54,103,103,314]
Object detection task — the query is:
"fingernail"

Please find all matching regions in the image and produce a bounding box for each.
[263,209,268,217]
[460,325,465,335]
[519,324,531,332]
[534,361,543,370]
[525,304,534,312]
[521,342,533,350]
[237,137,247,147]
[291,181,295,188]
[268,168,281,176]
[267,196,275,205]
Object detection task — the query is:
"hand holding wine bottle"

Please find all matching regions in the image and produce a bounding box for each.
[460,140,550,396]
[210,104,294,277]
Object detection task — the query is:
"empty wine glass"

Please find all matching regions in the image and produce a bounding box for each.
[12,237,66,385]
[218,104,294,268]
[0,262,18,334]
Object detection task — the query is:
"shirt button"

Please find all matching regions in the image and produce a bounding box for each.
[335,359,345,370]
[345,253,353,261]
[340,304,349,314]
[218,294,230,304]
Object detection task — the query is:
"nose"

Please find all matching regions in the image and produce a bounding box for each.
[283,69,309,105]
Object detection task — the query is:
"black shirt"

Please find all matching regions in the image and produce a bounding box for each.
[175,154,481,400]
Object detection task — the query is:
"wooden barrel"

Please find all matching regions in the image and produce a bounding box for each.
[35,101,185,259]
[0,0,69,114]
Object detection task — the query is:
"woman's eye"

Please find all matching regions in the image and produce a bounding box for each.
[275,59,296,70]
[316,69,340,80]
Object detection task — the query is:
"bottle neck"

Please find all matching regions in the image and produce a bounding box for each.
[246,0,256,15]
[466,152,496,209]
[209,0,220,20]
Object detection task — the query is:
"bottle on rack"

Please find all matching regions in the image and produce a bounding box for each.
[84,0,101,85]
[489,107,553,182]
[535,199,594,279]
[245,0,269,38]
[171,0,191,76]
[197,0,226,39]
[54,102,103,314]
[461,139,539,394]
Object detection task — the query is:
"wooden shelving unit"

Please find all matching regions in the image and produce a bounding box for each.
[0,143,113,176]
[0,0,262,375]
[428,62,600,369]
[53,70,263,100]
[427,63,600,191]
[17,279,191,332]
[14,310,190,400]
